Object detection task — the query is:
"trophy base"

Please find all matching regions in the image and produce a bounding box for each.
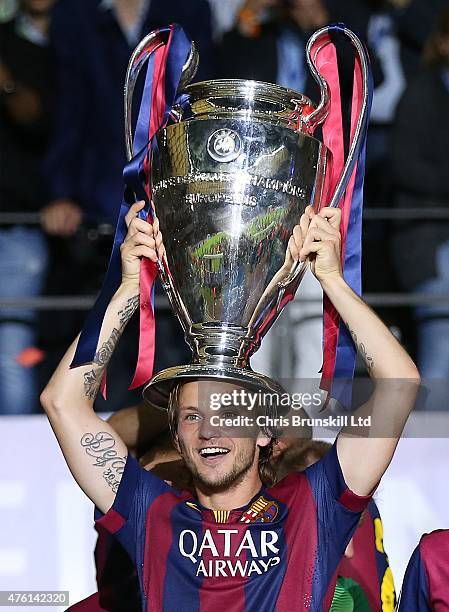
[142,363,289,411]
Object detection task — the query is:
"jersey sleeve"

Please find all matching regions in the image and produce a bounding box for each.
[305,440,373,517]
[94,454,172,564]
[321,441,374,512]
[398,543,431,611]
[305,441,373,606]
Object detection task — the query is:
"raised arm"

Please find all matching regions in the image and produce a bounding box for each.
[41,202,164,513]
[298,206,420,496]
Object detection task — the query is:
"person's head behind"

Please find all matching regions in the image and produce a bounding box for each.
[423,3,449,67]
[286,0,329,31]
[167,380,276,494]
[274,439,332,481]
[20,0,55,16]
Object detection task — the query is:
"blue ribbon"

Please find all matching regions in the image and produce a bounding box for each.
[71,24,191,370]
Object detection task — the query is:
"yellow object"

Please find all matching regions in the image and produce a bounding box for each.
[381,567,395,611]
[374,517,385,553]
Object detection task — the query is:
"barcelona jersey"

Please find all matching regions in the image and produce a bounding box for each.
[399,529,449,611]
[336,500,396,610]
[95,442,371,611]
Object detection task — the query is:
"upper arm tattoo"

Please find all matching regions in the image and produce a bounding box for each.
[346,323,375,371]
[83,295,139,400]
[80,431,127,494]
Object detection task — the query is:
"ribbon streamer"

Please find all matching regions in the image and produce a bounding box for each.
[71,24,191,396]
[310,25,373,408]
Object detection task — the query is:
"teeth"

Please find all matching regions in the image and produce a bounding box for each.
[200,447,229,457]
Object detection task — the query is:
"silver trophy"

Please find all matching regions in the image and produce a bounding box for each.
[124,27,369,409]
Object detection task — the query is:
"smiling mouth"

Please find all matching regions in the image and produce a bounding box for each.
[198,447,230,459]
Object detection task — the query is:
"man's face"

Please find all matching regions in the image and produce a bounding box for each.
[175,381,269,493]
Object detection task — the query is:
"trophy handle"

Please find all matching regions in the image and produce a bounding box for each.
[279,27,369,292]
[123,28,198,312]
[303,25,370,209]
[278,259,308,289]
[124,28,198,161]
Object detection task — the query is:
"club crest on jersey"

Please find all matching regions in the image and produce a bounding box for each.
[240,496,279,524]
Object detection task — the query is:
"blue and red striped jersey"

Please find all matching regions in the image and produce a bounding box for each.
[399,529,449,611]
[95,442,371,611]
[336,500,396,610]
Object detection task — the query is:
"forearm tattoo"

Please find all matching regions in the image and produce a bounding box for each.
[347,324,375,371]
[83,295,139,400]
[80,431,126,493]
[118,294,140,326]
[84,369,101,400]
[93,328,121,367]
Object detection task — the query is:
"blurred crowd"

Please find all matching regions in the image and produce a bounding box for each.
[1,0,449,414]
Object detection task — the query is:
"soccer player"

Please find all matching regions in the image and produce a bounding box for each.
[398,529,449,611]
[41,202,419,610]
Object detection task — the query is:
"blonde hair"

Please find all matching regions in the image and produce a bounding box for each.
[167,383,181,447]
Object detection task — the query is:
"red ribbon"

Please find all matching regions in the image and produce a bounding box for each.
[310,32,367,401]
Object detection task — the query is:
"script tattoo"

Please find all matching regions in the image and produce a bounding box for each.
[80,432,126,493]
[118,294,140,327]
[347,324,375,371]
[83,295,139,400]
